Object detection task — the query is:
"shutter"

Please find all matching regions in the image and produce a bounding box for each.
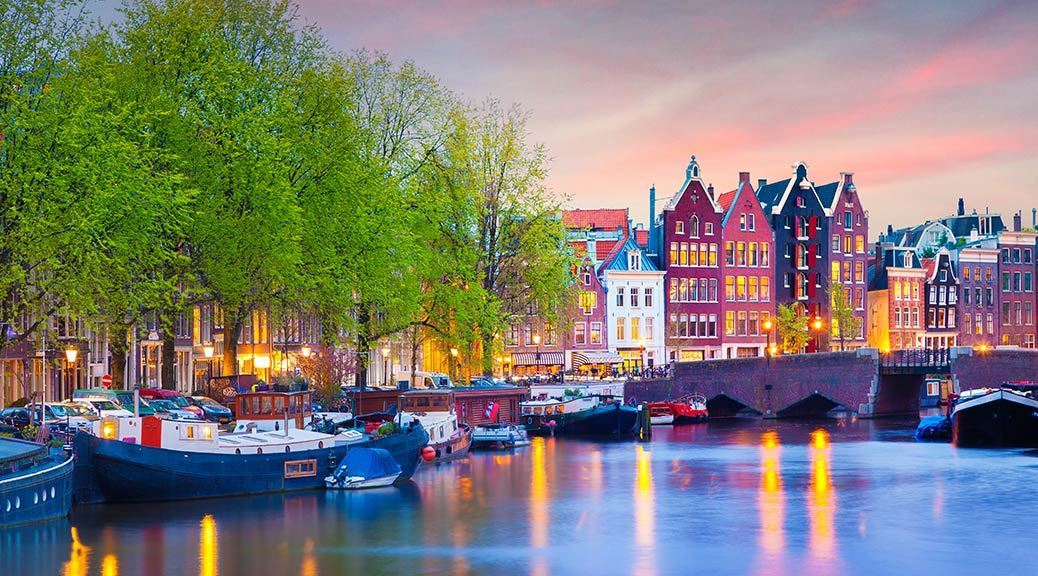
[808,273,818,298]
[808,216,818,239]
[808,243,817,267]
[789,273,797,298]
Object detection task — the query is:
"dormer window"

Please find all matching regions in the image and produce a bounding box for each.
[690,216,700,238]
[676,221,684,235]
[903,253,911,268]
[582,271,591,285]
[628,250,641,270]
[796,195,806,208]
[739,214,746,231]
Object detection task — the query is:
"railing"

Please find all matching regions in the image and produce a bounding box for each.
[879,348,950,370]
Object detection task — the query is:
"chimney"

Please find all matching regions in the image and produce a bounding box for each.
[707,184,715,200]
[1032,208,1036,229]
[887,224,893,237]
[586,234,597,263]
[874,241,884,272]
[648,185,656,253]
[957,198,965,216]
[1013,211,1022,232]
[758,178,767,190]
[841,172,854,189]
[739,171,750,185]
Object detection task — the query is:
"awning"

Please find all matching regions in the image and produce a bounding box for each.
[572,351,624,367]
[510,352,565,366]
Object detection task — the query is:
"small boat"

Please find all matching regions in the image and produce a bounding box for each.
[915,415,951,442]
[669,394,709,424]
[1,438,74,527]
[520,395,639,437]
[471,424,530,448]
[648,404,675,425]
[399,390,472,463]
[952,388,1038,447]
[325,447,401,489]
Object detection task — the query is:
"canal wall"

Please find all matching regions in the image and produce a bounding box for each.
[950,347,1038,391]
[626,349,880,418]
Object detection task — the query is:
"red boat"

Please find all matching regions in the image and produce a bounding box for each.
[648,394,708,424]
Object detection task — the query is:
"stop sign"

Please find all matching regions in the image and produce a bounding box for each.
[101,374,113,389]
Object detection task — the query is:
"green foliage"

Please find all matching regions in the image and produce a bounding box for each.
[829,282,862,351]
[776,303,809,354]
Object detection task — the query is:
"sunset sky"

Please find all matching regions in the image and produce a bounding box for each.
[99,0,1038,235]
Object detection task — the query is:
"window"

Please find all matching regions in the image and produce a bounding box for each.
[670,242,678,266]
[628,251,641,270]
[1013,272,1021,292]
[749,243,759,267]
[631,317,640,341]
[749,276,759,301]
[709,243,718,267]
[709,279,718,301]
[690,216,700,238]
[962,266,970,281]
[616,287,625,307]
[761,277,770,301]
[725,241,735,266]
[736,276,747,301]
[796,195,806,208]
[725,277,735,301]
[843,261,851,283]
[832,234,841,254]
[579,291,597,315]
[796,273,809,299]
[725,311,735,336]
[796,244,808,269]
[1002,272,1011,292]
[987,313,994,334]
[761,244,769,267]
[939,269,947,282]
[645,317,654,340]
[736,242,746,266]
[855,261,864,283]
[894,280,903,301]
[679,243,689,266]
[1025,249,1033,264]
[748,214,755,231]
[737,311,748,336]
[705,222,714,235]
[1002,302,1011,325]
[616,317,626,341]
[843,235,852,254]
[574,323,587,345]
[843,211,852,230]
[903,253,912,268]
[630,287,640,307]
[524,325,533,345]
[832,262,840,283]
[590,322,602,345]
[894,307,901,328]
[1013,248,1021,264]
[644,288,653,308]
[669,278,677,302]
[583,271,591,285]
[796,216,809,238]
[963,288,971,306]
[912,309,920,328]
[505,325,519,346]
[739,214,746,231]
[676,221,684,235]
[855,235,864,254]
[1025,273,1033,293]
[284,460,318,479]
[749,311,760,335]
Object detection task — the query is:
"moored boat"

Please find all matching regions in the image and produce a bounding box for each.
[668,394,709,424]
[520,395,639,437]
[471,423,530,448]
[325,447,401,490]
[399,389,472,463]
[1,438,74,527]
[952,388,1038,447]
[647,404,675,425]
[72,390,428,504]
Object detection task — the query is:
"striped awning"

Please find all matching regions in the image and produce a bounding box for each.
[510,352,565,366]
[572,351,624,367]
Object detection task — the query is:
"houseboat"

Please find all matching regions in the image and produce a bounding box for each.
[520,395,640,437]
[471,424,530,448]
[1,438,73,527]
[951,387,1038,447]
[649,394,709,424]
[400,389,472,463]
[72,390,428,503]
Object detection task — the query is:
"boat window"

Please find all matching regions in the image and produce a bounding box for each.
[284,459,317,479]
[235,448,241,455]
[275,397,285,414]
[418,397,430,407]
[285,446,291,452]
[261,397,273,415]
[51,487,55,499]
[186,426,195,439]
[257,448,263,454]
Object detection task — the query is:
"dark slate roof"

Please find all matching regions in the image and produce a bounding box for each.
[940,214,1006,239]
[868,263,884,291]
[755,179,790,213]
[868,248,922,291]
[887,223,927,247]
[815,182,839,210]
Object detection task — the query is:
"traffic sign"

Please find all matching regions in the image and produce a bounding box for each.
[101,374,113,388]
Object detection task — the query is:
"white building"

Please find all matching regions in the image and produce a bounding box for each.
[601,233,666,371]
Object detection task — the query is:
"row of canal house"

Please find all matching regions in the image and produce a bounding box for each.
[868,199,1038,351]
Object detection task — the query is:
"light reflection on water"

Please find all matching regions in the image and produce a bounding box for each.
[8,417,1038,575]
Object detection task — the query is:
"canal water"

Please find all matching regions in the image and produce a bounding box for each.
[4,417,1038,575]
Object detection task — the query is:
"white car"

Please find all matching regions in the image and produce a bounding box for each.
[73,399,134,418]
[33,402,98,433]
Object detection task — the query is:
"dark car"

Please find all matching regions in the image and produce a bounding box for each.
[0,407,31,429]
[189,396,233,424]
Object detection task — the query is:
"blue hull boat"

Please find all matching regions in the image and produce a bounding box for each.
[72,425,428,504]
[1,438,74,527]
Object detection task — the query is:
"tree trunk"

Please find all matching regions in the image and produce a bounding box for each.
[409,325,420,389]
[161,328,176,390]
[481,331,494,376]
[223,306,244,376]
[110,323,129,390]
[354,306,369,390]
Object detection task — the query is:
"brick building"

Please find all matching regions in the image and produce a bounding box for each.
[717,172,775,358]
[922,250,959,349]
[818,173,869,348]
[997,215,1036,348]
[951,241,1000,348]
[756,163,830,351]
[867,245,925,351]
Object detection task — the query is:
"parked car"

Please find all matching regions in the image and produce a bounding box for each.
[139,388,205,419]
[28,402,98,437]
[188,396,233,424]
[72,399,134,418]
[53,402,100,433]
[0,407,31,429]
[74,389,157,417]
[148,399,203,421]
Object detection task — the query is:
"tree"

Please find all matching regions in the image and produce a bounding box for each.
[829,282,863,352]
[299,347,355,409]
[776,303,809,354]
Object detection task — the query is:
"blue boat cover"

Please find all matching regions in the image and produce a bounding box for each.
[336,447,401,480]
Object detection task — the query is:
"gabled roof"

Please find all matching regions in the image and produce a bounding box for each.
[815,181,839,210]
[921,258,936,279]
[755,179,791,214]
[717,190,737,213]
[940,214,1006,239]
[602,233,660,272]
[563,209,629,231]
[925,250,957,284]
[596,241,619,262]
[662,155,723,214]
[718,180,764,228]
[754,163,830,216]
[869,248,923,291]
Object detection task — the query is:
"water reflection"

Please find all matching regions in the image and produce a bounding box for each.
[63,527,91,576]
[301,538,317,576]
[758,431,785,557]
[808,429,836,562]
[200,514,218,576]
[529,436,549,576]
[101,553,118,576]
[633,444,656,576]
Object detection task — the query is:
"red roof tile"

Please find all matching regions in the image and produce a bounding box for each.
[596,240,618,261]
[921,258,936,278]
[717,190,738,213]
[563,209,628,231]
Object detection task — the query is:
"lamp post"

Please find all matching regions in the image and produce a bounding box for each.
[449,346,459,382]
[533,333,542,377]
[381,345,390,387]
[812,316,824,353]
[202,342,214,390]
[65,346,78,399]
[638,339,646,375]
[763,318,774,357]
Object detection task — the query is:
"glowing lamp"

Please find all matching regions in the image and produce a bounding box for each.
[65,347,78,363]
[450,347,459,358]
[812,317,823,331]
[300,345,312,358]
[768,345,778,356]
[101,418,118,440]
[202,343,214,358]
[254,355,271,369]
[532,334,541,346]
[381,346,390,358]
[763,319,773,331]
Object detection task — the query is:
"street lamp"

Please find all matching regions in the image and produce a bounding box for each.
[203,343,214,358]
[533,333,542,377]
[763,318,774,357]
[638,339,647,374]
[381,345,390,387]
[300,344,312,358]
[449,346,459,382]
[812,316,824,353]
[65,347,78,397]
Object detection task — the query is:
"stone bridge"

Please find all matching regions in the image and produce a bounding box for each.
[625,347,1038,418]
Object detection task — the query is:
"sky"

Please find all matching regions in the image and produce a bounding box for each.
[95,0,1038,236]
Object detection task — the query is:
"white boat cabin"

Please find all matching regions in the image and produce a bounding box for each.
[399,390,460,445]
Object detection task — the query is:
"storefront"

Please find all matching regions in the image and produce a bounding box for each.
[509,352,565,377]
[570,351,623,378]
